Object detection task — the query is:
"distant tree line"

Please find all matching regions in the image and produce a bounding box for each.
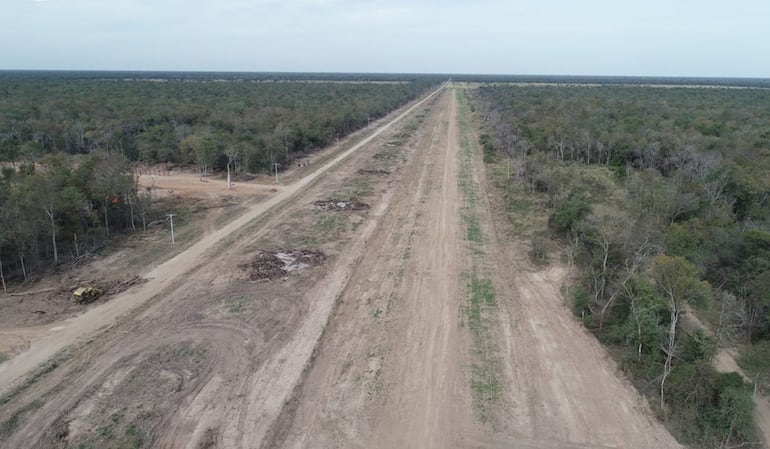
[0,78,435,174]
[0,78,437,284]
[472,85,770,448]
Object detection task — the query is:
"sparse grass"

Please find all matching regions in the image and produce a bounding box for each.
[0,351,70,408]
[386,292,397,316]
[457,90,484,252]
[226,296,248,313]
[314,213,347,234]
[466,274,496,334]
[338,177,374,200]
[213,203,246,228]
[465,272,501,423]
[75,408,147,449]
[465,215,483,244]
[365,350,385,396]
[0,399,42,441]
[402,229,415,261]
[485,162,550,238]
[174,346,207,365]
[472,276,496,307]
[124,423,142,449]
[471,363,501,424]
[199,428,219,449]
[455,88,502,423]
[529,235,549,266]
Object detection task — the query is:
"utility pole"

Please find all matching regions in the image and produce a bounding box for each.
[273,163,279,183]
[167,213,176,244]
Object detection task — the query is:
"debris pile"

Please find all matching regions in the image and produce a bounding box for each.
[358,169,391,176]
[313,200,370,211]
[105,275,147,295]
[373,152,395,160]
[240,249,326,281]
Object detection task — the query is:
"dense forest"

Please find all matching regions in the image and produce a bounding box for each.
[472,85,770,448]
[0,77,436,170]
[0,75,437,284]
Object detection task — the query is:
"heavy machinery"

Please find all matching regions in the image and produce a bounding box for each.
[72,285,103,304]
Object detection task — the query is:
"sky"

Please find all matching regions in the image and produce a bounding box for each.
[2,0,769,77]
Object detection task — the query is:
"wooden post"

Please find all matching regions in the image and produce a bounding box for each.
[167,213,176,244]
[0,256,6,294]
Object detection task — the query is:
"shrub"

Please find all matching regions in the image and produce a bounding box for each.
[549,191,591,233]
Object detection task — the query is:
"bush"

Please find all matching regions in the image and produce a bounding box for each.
[700,372,756,445]
[549,191,591,233]
[572,287,592,319]
[482,143,496,163]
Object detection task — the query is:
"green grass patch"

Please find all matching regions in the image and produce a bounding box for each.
[471,363,501,423]
[311,212,347,243]
[123,423,142,449]
[465,272,501,423]
[226,296,248,313]
[455,88,502,423]
[470,275,496,308]
[465,215,483,244]
[507,197,533,213]
[75,409,147,449]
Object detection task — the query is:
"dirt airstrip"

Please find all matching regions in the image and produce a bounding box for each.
[0,86,683,449]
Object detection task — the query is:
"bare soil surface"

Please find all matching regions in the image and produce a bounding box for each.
[269,89,682,449]
[0,85,683,449]
[0,85,442,448]
[0,195,247,357]
[137,172,281,200]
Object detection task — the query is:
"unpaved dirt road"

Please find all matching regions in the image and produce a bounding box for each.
[269,89,682,449]
[0,83,444,396]
[0,86,683,449]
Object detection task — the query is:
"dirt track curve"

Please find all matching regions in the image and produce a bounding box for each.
[0,86,683,449]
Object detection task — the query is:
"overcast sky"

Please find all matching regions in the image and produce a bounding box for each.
[2,0,769,77]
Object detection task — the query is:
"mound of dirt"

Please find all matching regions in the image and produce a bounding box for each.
[313,200,370,211]
[240,250,326,281]
[358,169,391,176]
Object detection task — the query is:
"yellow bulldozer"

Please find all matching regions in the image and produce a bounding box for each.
[72,285,103,304]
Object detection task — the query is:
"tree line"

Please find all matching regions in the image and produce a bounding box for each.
[0,78,435,173]
[0,77,437,285]
[472,84,770,448]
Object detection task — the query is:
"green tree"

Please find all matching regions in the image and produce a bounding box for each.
[651,254,712,411]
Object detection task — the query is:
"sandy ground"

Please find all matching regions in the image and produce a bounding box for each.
[0,85,686,449]
[136,173,283,200]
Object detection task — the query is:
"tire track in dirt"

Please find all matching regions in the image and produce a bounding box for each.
[0,86,443,449]
[0,83,445,396]
[273,88,479,449]
[270,87,685,449]
[456,88,683,449]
